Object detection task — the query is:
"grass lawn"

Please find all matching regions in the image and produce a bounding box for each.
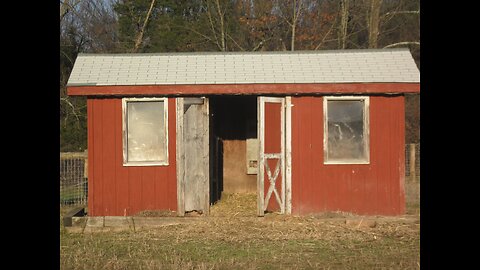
[60,193,420,269]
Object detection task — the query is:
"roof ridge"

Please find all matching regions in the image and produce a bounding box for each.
[77,48,410,57]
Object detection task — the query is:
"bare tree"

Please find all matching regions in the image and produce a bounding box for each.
[291,0,304,51]
[287,0,304,51]
[60,0,118,129]
[381,2,420,50]
[203,0,227,51]
[60,0,86,127]
[275,0,305,51]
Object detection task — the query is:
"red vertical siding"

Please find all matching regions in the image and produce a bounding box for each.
[87,99,95,215]
[128,167,142,215]
[114,100,129,215]
[141,167,156,210]
[101,100,116,215]
[291,96,405,215]
[264,102,283,211]
[264,103,281,153]
[87,98,177,216]
[91,99,103,215]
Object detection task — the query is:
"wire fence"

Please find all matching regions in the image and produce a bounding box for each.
[60,151,88,206]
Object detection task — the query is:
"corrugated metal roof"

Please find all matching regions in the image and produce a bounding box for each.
[66,48,419,86]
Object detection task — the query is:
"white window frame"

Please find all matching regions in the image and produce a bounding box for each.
[323,96,370,165]
[122,97,169,166]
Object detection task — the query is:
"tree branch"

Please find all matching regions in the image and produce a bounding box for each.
[60,0,83,23]
[315,16,337,50]
[294,0,303,24]
[60,97,81,125]
[383,41,420,48]
[205,0,222,51]
[60,49,75,65]
[226,33,245,51]
[179,25,215,43]
[252,37,272,51]
[277,1,293,27]
[383,10,420,18]
[60,0,71,22]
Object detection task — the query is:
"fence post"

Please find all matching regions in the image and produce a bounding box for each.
[409,143,416,182]
[83,149,88,178]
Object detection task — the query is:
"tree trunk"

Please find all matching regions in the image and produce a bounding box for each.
[338,0,349,49]
[132,0,156,53]
[367,0,382,49]
[290,0,303,51]
[215,0,226,51]
[291,23,296,51]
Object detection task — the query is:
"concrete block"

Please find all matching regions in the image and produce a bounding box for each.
[72,217,87,227]
[104,216,131,227]
[86,217,104,227]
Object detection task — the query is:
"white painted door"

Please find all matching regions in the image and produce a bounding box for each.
[257,97,292,216]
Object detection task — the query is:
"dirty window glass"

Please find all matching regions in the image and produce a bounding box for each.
[125,99,167,165]
[325,98,369,163]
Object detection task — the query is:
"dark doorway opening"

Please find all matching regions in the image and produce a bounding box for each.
[209,96,258,205]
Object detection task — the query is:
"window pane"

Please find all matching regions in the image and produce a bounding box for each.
[127,101,166,162]
[327,100,365,161]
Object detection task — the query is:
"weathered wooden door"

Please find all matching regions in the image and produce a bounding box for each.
[176,97,210,216]
[257,97,292,216]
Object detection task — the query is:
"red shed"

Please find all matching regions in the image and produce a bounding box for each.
[67,49,420,216]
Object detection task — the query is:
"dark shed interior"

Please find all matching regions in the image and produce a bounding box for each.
[209,96,257,204]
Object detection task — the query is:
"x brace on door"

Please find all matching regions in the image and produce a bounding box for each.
[263,154,283,213]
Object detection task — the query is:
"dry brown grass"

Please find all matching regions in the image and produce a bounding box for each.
[210,192,257,217]
[61,193,420,269]
[135,209,178,217]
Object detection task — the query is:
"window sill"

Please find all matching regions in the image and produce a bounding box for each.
[324,160,370,165]
[123,162,169,167]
